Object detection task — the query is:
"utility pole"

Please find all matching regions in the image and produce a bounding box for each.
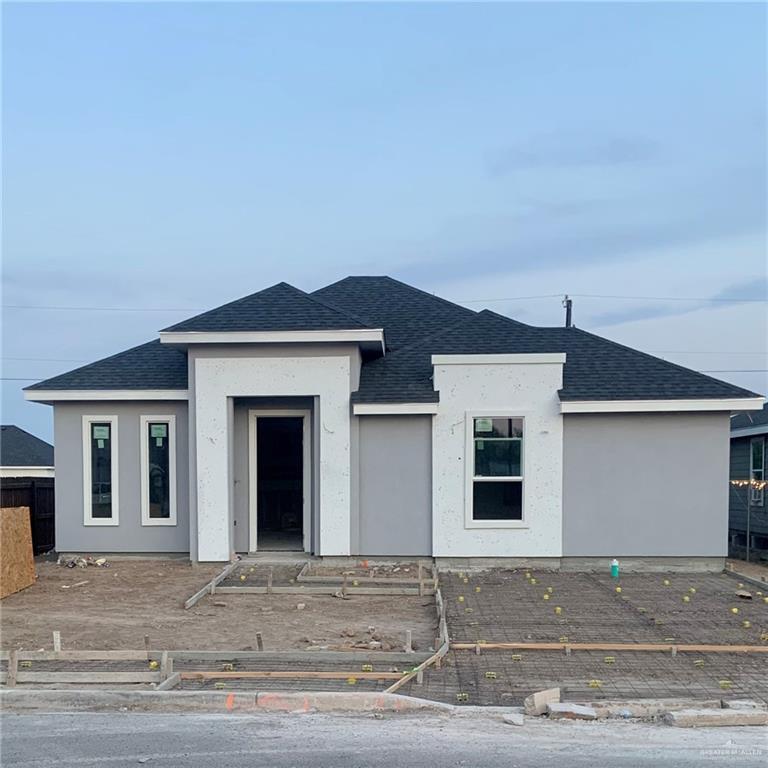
[562,295,573,328]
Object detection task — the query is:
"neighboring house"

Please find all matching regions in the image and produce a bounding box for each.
[24,277,764,567]
[0,425,54,479]
[729,403,768,561]
[0,425,56,554]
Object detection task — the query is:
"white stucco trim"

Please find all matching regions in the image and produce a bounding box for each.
[160,329,384,351]
[731,424,768,438]
[139,415,177,527]
[0,466,54,478]
[464,412,528,530]
[193,355,352,561]
[560,397,765,414]
[82,415,119,527]
[352,403,439,415]
[432,353,566,366]
[432,357,564,558]
[248,409,311,553]
[25,390,189,402]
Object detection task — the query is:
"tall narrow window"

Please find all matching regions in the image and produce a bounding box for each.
[141,415,177,526]
[751,437,765,507]
[469,416,524,523]
[82,416,119,525]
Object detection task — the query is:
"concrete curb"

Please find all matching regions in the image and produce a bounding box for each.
[0,689,455,715]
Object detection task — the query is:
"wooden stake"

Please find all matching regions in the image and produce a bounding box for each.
[52,631,61,653]
[256,632,264,652]
[160,650,171,678]
[416,669,424,685]
[7,651,18,688]
[405,630,413,653]
[267,568,273,594]
[144,635,151,660]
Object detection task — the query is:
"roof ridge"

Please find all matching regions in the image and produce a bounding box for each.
[566,326,762,399]
[23,339,167,391]
[298,285,374,328]
[476,308,535,328]
[374,315,480,359]
[162,281,372,333]
[380,276,477,318]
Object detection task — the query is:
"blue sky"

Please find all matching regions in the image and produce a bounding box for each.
[2,2,766,442]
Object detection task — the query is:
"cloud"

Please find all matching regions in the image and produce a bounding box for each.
[589,276,767,328]
[488,135,659,176]
[390,165,766,285]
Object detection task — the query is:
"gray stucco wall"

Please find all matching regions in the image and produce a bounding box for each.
[356,415,432,556]
[562,412,731,557]
[53,401,190,552]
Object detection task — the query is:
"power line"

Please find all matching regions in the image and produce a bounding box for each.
[3,292,766,312]
[4,304,203,312]
[2,356,88,363]
[458,293,767,304]
[700,369,768,373]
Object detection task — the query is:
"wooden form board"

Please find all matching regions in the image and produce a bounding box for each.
[180,670,403,681]
[0,507,35,599]
[450,642,768,654]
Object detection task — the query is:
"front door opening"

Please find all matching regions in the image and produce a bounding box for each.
[256,417,304,551]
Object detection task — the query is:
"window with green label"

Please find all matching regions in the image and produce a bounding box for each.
[90,423,113,518]
[472,417,523,521]
[141,416,176,525]
[83,415,118,525]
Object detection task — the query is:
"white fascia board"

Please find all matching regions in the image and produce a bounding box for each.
[731,424,768,438]
[352,402,439,415]
[160,329,385,347]
[24,390,189,403]
[431,353,566,366]
[561,397,766,414]
[0,467,55,478]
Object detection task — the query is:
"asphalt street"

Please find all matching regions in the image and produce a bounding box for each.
[1,712,765,767]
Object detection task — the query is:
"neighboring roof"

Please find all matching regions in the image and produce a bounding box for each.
[24,275,762,404]
[1,425,54,467]
[25,340,188,391]
[313,276,476,351]
[162,282,372,333]
[731,403,768,433]
[351,309,761,404]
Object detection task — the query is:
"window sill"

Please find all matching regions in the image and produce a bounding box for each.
[465,520,529,530]
[142,520,178,527]
[83,519,119,527]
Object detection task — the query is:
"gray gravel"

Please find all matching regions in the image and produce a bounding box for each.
[1,712,766,767]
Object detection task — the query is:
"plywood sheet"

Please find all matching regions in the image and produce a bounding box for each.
[1,506,36,599]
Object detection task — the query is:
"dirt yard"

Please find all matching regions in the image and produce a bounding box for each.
[0,560,437,653]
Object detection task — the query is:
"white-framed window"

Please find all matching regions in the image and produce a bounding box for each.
[82,415,119,526]
[751,437,765,507]
[140,415,177,526]
[465,414,525,528]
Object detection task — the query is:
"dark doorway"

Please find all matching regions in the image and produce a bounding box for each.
[256,417,303,551]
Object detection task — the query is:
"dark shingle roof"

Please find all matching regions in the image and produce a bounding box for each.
[313,276,476,351]
[23,276,762,403]
[163,282,371,333]
[351,310,760,403]
[731,403,768,432]
[1,425,54,466]
[25,340,188,391]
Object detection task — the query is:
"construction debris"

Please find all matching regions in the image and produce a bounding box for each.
[523,687,560,716]
[663,708,768,728]
[59,556,109,569]
[547,702,598,721]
